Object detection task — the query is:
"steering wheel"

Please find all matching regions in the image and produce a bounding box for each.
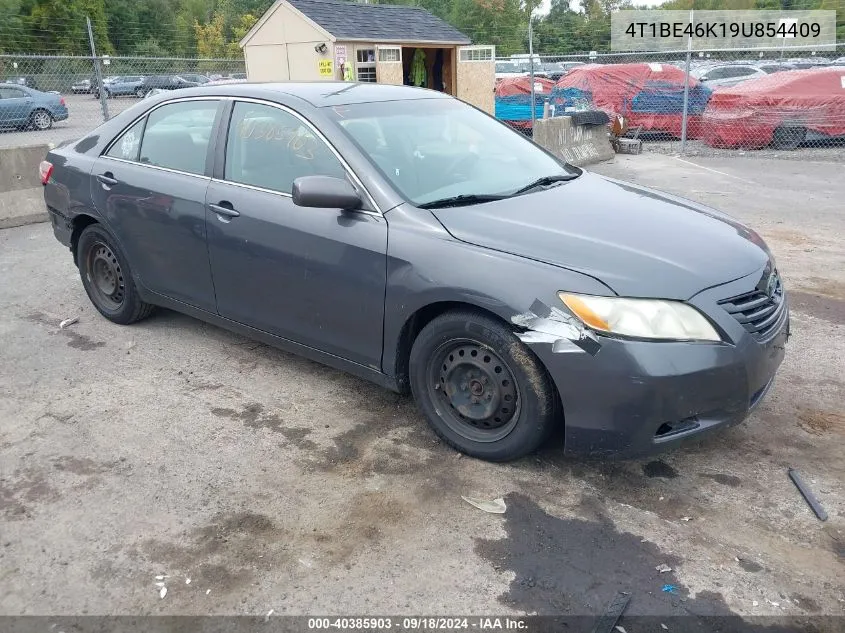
[442,152,480,180]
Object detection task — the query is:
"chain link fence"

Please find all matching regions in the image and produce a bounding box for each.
[494,44,845,160]
[0,54,245,148]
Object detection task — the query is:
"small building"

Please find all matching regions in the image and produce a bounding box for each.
[239,0,495,113]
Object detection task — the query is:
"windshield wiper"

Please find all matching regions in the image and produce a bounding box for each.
[417,194,507,209]
[509,174,578,197]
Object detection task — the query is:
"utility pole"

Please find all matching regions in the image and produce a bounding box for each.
[679,9,693,154]
[529,16,536,131]
[87,16,109,121]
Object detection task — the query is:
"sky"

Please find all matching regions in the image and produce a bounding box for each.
[537,0,656,15]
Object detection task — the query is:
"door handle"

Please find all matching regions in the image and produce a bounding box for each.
[209,202,240,218]
[96,173,119,187]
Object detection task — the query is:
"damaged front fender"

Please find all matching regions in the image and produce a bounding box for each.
[512,298,601,355]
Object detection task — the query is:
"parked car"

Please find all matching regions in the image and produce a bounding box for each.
[41,83,789,461]
[4,76,39,90]
[703,67,845,150]
[179,73,211,85]
[0,83,68,130]
[550,63,712,138]
[96,75,146,99]
[229,73,247,80]
[71,78,93,94]
[756,63,796,74]
[495,61,526,82]
[691,63,768,88]
[138,75,200,97]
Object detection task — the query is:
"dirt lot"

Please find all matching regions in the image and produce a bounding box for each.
[0,153,843,625]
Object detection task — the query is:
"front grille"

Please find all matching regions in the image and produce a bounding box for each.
[718,284,786,341]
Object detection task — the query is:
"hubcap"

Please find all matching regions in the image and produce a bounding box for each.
[87,242,125,310]
[429,341,520,442]
[34,113,49,128]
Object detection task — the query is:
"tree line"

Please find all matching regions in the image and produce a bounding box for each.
[0,0,841,58]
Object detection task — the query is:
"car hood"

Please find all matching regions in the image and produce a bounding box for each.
[430,172,770,300]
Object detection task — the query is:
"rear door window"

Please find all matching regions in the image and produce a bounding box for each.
[224,101,346,194]
[138,100,219,175]
[106,118,146,161]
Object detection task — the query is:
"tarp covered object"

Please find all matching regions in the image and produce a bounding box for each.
[702,67,845,149]
[549,63,712,138]
[495,76,556,128]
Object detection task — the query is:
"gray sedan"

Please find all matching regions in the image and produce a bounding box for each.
[41,83,788,461]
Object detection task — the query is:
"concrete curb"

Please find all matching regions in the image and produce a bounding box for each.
[0,210,49,230]
[1,144,52,230]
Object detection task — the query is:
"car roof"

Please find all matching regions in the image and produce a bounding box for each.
[164,81,451,107]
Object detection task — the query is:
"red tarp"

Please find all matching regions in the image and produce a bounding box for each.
[552,63,707,138]
[703,67,845,148]
[495,76,556,98]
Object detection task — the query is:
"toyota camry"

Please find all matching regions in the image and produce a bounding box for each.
[41,82,789,461]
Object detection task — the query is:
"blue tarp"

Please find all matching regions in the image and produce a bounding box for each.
[495,95,547,122]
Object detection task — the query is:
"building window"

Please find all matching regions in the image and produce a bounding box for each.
[378,47,401,63]
[356,48,377,82]
[459,46,494,62]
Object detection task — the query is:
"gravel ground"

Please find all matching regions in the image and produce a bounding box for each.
[643,138,845,164]
[0,153,843,625]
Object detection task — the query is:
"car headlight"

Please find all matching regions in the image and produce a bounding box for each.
[558,292,722,342]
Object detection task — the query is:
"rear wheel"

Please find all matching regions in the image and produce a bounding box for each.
[772,125,805,150]
[409,310,558,461]
[77,224,154,325]
[30,109,53,131]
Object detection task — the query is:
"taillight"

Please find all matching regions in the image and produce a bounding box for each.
[39,160,53,185]
[60,97,66,106]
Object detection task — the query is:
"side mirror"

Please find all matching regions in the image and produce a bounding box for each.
[292,176,362,211]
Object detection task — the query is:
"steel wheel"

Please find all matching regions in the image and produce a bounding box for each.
[32,110,52,130]
[86,241,126,311]
[427,339,521,443]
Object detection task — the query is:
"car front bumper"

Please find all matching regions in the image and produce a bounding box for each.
[527,273,789,457]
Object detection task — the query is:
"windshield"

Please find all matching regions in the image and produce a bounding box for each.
[328,98,579,207]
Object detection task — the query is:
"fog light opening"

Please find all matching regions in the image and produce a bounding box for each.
[655,416,700,439]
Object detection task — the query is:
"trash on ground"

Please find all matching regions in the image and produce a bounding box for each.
[662,584,678,594]
[752,601,759,607]
[265,609,274,622]
[461,496,507,514]
[59,317,79,329]
[159,587,167,599]
[614,627,627,633]
[661,625,668,631]
[680,516,692,522]
[655,563,672,573]
[766,599,780,608]
[788,467,828,521]
[155,575,167,580]
[185,578,191,584]
[206,589,211,595]
[155,582,165,588]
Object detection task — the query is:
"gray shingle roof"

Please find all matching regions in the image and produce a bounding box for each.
[288,0,471,44]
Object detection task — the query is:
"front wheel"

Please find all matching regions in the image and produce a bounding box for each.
[409,311,558,461]
[77,224,154,325]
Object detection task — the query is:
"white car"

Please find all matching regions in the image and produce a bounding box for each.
[691,64,767,88]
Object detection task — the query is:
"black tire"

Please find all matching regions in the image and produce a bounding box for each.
[409,310,558,462]
[30,109,53,131]
[771,125,805,151]
[77,224,154,325]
